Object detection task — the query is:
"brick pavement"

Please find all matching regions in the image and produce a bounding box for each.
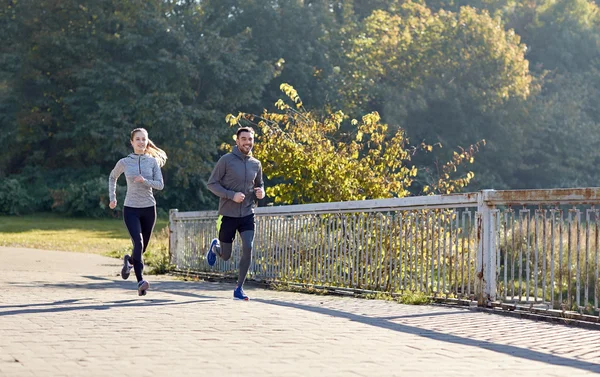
[0,246,599,377]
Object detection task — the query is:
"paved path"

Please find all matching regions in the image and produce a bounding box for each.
[0,246,599,377]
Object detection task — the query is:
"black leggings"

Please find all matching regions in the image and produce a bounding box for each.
[123,206,156,282]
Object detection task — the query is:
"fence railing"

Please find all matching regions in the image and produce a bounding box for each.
[169,188,600,318]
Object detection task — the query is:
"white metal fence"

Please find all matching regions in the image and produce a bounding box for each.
[169,188,600,318]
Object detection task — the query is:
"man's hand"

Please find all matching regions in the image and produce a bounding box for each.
[233,192,246,203]
[254,187,265,200]
[109,200,117,209]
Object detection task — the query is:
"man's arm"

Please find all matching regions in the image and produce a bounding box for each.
[254,162,264,191]
[207,156,235,200]
[253,162,265,200]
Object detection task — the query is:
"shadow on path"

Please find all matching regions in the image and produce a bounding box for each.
[0,298,86,310]
[0,297,214,317]
[0,277,236,316]
[254,298,600,373]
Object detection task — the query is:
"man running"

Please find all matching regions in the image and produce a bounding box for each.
[206,127,265,300]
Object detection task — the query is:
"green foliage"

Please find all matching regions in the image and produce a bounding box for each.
[212,0,343,112]
[527,0,600,73]
[229,84,481,204]
[0,168,57,215]
[1,0,274,215]
[397,291,433,305]
[338,4,532,112]
[0,179,33,215]
[50,177,125,218]
[326,3,534,190]
[516,70,600,188]
[0,168,129,216]
[144,226,174,274]
[3,0,600,215]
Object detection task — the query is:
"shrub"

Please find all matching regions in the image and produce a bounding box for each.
[51,177,125,218]
[0,179,33,215]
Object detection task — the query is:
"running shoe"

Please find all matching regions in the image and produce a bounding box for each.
[206,238,219,267]
[233,286,248,301]
[138,280,150,296]
[121,254,133,280]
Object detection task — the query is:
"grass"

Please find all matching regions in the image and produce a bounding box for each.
[361,291,432,305]
[0,214,172,273]
[269,282,432,305]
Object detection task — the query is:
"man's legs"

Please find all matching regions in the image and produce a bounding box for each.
[217,230,252,300]
[237,230,254,288]
[217,215,236,261]
[210,214,255,300]
[219,242,233,261]
[233,215,255,300]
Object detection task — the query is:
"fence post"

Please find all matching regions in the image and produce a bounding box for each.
[169,209,179,267]
[476,190,497,306]
[487,205,498,304]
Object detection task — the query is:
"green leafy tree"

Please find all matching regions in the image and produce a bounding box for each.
[227,84,481,204]
[207,0,345,113]
[1,0,274,213]
[516,70,600,188]
[329,3,533,190]
[526,0,600,73]
[338,4,531,112]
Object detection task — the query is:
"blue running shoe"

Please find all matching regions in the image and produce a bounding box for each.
[233,286,248,301]
[206,238,219,267]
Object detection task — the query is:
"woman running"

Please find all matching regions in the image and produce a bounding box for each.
[108,128,167,296]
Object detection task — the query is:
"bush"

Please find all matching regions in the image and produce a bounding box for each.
[50,177,126,218]
[0,179,34,215]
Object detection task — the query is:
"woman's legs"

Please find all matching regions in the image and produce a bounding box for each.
[123,207,143,282]
[140,206,156,255]
[123,206,156,283]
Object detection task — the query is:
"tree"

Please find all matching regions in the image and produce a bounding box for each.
[337,4,531,111]
[227,84,481,204]
[1,0,275,213]
[327,3,532,189]
[516,70,600,188]
[206,0,345,113]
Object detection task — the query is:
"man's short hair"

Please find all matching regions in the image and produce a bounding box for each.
[236,127,255,137]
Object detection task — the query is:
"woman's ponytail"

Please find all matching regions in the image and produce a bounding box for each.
[146,139,167,167]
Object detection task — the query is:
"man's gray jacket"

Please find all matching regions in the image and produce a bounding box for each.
[207,146,264,218]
